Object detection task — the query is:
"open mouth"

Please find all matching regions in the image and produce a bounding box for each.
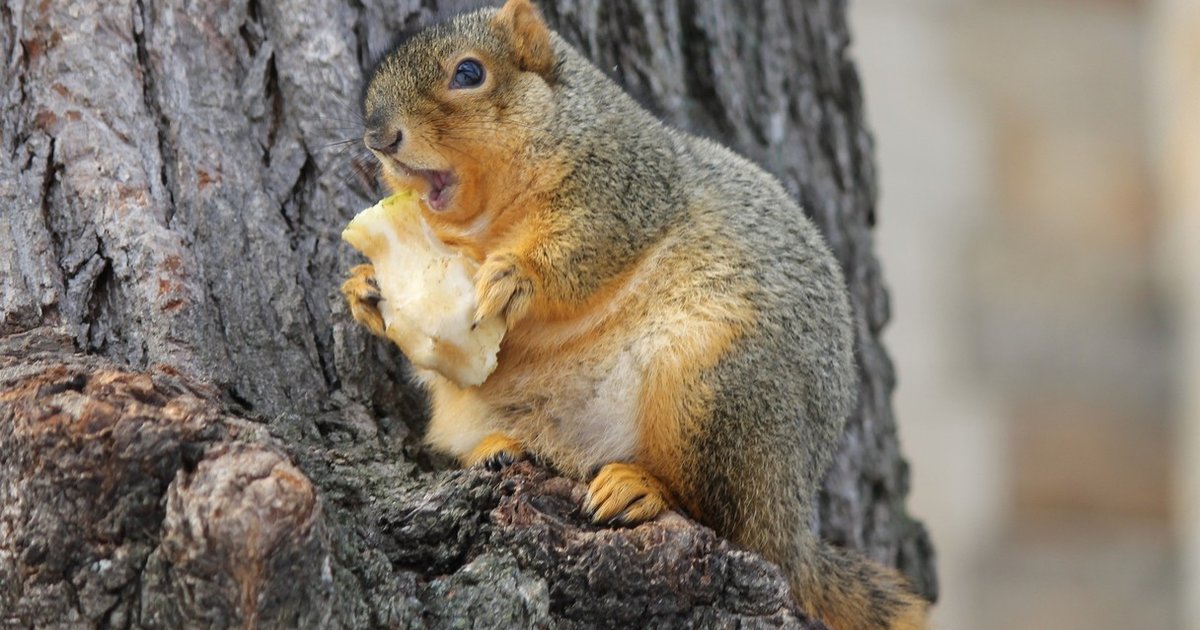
[421,169,455,212]
[391,160,456,212]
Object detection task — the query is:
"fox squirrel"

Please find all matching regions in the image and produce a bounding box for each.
[341,1,929,628]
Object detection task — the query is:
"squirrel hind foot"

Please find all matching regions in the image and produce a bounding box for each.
[584,462,674,525]
[462,432,526,470]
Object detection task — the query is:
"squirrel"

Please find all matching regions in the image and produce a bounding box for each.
[341,1,929,628]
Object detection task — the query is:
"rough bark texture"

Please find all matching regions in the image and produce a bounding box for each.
[0,1,936,627]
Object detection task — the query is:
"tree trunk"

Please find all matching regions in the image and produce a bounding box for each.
[0,1,937,627]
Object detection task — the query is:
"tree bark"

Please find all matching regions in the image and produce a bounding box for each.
[0,1,936,627]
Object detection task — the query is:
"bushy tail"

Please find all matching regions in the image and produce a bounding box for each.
[788,541,929,630]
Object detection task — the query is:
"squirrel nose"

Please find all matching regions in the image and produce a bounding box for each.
[364,128,403,154]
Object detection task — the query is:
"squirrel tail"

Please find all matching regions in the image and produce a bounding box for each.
[787,540,929,630]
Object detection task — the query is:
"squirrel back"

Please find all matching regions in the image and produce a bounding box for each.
[348,2,930,628]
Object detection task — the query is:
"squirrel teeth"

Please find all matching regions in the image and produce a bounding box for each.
[341,191,505,387]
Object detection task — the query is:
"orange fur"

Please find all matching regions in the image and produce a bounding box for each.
[635,316,746,519]
[793,543,931,630]
[445,242,675,478]
[634,232,755,518]
[893,607,929,630]
[459,229,753,486]
[423,376,495,457]
[490,0,554,76]
[808,580,930,630]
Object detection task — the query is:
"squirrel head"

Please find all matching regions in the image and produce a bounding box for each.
[362,0,558,230]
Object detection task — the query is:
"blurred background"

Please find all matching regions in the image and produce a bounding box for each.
[848,1,1199,628]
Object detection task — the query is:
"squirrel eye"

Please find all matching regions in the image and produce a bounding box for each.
[450,59,485,89]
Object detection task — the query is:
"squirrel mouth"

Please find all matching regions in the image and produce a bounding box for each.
[380,153,457,211]
[421,170,455,212]
[393,162,455,212]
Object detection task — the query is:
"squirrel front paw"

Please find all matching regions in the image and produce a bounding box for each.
[585,462,674,525]
[474,253,534,329]
[341,264,387,338]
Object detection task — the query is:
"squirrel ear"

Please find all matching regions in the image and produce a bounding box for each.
[492,0,554,77]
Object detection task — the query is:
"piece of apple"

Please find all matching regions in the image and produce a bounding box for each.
[341,191,505,387]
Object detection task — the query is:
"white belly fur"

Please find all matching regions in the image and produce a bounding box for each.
[551,348,642,468]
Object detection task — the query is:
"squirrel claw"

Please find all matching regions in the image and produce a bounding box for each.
[362,276,382,306]
[484,450,517,471]
[461,433,525,470]
[342,264,387,338]
[474,253,533,328]
[585,462,673,526]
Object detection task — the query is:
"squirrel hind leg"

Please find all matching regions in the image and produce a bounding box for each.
[584,462,674,525]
